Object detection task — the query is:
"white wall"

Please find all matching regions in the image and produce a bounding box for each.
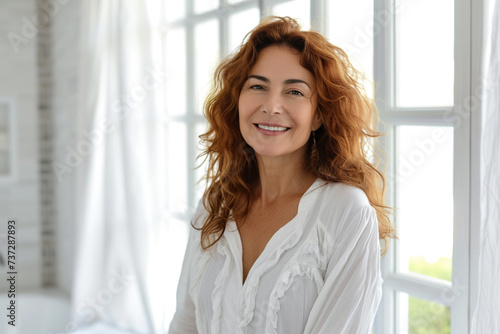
[0,0,42,289]
[0,0,81,293]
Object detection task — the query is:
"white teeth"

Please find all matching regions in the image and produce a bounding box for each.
[257,124,288,131]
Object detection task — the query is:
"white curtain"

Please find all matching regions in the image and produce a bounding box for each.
[471,0,500,332]
[71,0,167,333]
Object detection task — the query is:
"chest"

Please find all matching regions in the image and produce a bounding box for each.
[237,197,301,283]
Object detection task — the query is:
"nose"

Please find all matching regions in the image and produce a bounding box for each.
[261,91,284,114]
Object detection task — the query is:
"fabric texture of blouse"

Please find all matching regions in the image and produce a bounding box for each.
[169,179,383,334]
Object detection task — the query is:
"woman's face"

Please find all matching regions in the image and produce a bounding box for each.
[238,45,322,160]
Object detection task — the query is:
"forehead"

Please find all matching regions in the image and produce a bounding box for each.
[250,45,315,83]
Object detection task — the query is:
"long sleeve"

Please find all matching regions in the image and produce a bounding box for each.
[168,225,199,334]
[303,205,382,334]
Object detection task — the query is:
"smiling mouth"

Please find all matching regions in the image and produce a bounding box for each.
[255,124,290,132]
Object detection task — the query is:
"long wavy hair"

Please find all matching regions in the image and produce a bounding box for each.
[197,16,395,254]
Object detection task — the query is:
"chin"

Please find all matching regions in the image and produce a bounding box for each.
[253,148,283,158]
[248,144,280,156]
[253,146,305,159]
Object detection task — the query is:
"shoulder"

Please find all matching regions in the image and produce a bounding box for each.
[311,181,376,234]
[316,181,371,213]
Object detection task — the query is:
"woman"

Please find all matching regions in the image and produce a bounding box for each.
[169,16,394,334]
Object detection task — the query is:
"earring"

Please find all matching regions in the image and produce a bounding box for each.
[312,130,316,147]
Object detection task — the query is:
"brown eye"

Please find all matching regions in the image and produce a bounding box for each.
[288,90,304,96]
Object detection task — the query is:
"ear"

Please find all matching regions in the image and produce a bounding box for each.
[312,112,322,131]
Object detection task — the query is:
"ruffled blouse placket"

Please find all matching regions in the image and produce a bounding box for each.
[215,179,326,334]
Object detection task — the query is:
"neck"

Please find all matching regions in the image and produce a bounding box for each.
[254,148,316,205]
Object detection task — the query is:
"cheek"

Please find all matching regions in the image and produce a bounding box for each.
[292,106,316,128]
[237,99,244,123]
[238,105,245,127]
[238,99,249,134]
[238,95,254,122]
[237,95,245,117]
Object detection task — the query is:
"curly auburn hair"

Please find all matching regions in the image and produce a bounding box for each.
[197,16,395,255]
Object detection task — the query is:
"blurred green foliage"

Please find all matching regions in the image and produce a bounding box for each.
[408,256,452,334]
[409,256,452,281]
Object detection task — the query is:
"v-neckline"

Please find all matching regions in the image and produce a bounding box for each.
[226,178,324,287]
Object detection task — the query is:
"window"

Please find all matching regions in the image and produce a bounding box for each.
[161,0,479,331]
[373,0,475,332]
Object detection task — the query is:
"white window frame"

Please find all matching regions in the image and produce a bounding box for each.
[372,0,484,333]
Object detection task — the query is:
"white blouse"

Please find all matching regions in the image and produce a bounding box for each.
[169,179,382,334]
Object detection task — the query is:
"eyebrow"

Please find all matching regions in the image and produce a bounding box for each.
[248,75,312,89]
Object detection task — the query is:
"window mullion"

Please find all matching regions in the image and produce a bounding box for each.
[384,273,453,305]
[384,108,455,126]
[452,0,474,331]
[468,0,486,327]
[310,0,327,33]
[373,0,395,331]
[219,5,229,57]
[260,0,272,17]
[186,11,197,209]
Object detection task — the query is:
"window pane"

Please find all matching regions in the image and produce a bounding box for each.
[228,8,260,54]
[395,126,453,281]
[167,122,188,212]
[395,0,454,107]
[328,0,374,97]
[165,0,185,22]
[272,0,310,29]
[397,292,451,334]
[165,28,187,116]
[194,0,218,14]
[194,19,220,114]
